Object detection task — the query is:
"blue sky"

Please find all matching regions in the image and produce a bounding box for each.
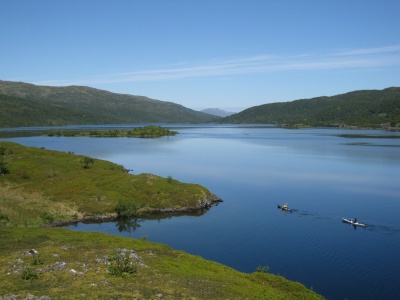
[1,0,399,111]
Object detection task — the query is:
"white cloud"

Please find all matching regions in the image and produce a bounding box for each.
[334,45,400,56]
[35,45,400,86]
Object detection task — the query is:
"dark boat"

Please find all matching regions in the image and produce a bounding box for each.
[277,204,293,212]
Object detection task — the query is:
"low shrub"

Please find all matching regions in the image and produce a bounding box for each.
[83,157,95,169]
[41,212,54,224]
[107,249,137,277]
[32,255,44,266]
[0,158,10,175]
[21,267,38,280]
[256,265,270,273]
[115,200,138,218]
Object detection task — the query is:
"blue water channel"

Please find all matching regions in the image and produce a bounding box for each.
[2,125,400,300]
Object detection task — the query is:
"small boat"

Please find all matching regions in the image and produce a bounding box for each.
[277,204,293,212]
[341,218,366,227]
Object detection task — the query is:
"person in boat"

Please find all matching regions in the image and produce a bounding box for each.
[353,218,358,223]
[282,203,288,210]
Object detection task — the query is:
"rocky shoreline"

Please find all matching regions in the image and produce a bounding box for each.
[43,194,223,228]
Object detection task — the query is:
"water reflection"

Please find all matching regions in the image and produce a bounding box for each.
[143,208,212,220]
[111,209,213,234]
[1,125,400,300]
[116,218,143,233]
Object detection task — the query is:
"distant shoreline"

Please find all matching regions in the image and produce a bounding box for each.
[45,125,178,138]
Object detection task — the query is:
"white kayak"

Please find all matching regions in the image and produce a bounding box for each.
[342,218,366,227]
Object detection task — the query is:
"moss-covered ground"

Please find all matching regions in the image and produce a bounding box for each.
[0,141,215,227]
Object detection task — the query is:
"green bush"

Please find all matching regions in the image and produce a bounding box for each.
[115,200,139,218]
[0,158,10,175]
[41,212,54,224]
[0,213,9,223]
[0,146,6,156]
[21,171,30,179]
[32,255,44,265]
[83,157,95,169]
[256,265,270,273]
[21,267,38,280]
[107,249,137,277]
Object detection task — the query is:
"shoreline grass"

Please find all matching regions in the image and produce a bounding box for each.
[0,227,324,299]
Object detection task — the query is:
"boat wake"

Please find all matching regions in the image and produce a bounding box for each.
[277,206,400,235]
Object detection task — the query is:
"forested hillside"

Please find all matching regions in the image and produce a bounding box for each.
[1,80,399,128]
[0,80,218,127]
[0,94,124,127]
[221,87,400,128]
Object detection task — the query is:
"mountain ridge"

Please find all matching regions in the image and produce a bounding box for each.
[201,108,234,117]
[220,87,400,128]
[1,80,399,128]
[0,80,219,127]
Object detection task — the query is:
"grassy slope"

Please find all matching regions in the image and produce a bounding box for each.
[0,81,218,126]
[221,87,400,127]
[0,142,324,299]
[0,94,122,127]
[0,227,323,299]
[0,141,216,227]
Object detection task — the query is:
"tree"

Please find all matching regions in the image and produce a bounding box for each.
[115,200,139,218]
[83,157,95,169]
[256,265,270,273]
[0,158,9,175]
[0,146,6,156]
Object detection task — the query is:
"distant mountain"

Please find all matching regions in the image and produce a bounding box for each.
[201,108,234,117]
[0,80,219,127]
[220,87,400,128]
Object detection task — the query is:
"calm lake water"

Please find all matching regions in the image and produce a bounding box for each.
[1,125,400,300]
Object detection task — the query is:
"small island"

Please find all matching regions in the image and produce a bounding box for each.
[46,125,178,138]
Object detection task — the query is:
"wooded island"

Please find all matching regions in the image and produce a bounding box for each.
[46,125,178,138]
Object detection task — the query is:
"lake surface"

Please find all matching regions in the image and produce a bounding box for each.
[2,125,400,300]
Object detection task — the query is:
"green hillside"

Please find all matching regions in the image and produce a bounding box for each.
[0,141,220,227]
[2,80,396,128]
[0,94,124,127]
[221,87,400,128]
[0,80,218,127]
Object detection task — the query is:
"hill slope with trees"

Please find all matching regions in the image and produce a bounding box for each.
[0,80,218,127]
[220,87,400,128]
